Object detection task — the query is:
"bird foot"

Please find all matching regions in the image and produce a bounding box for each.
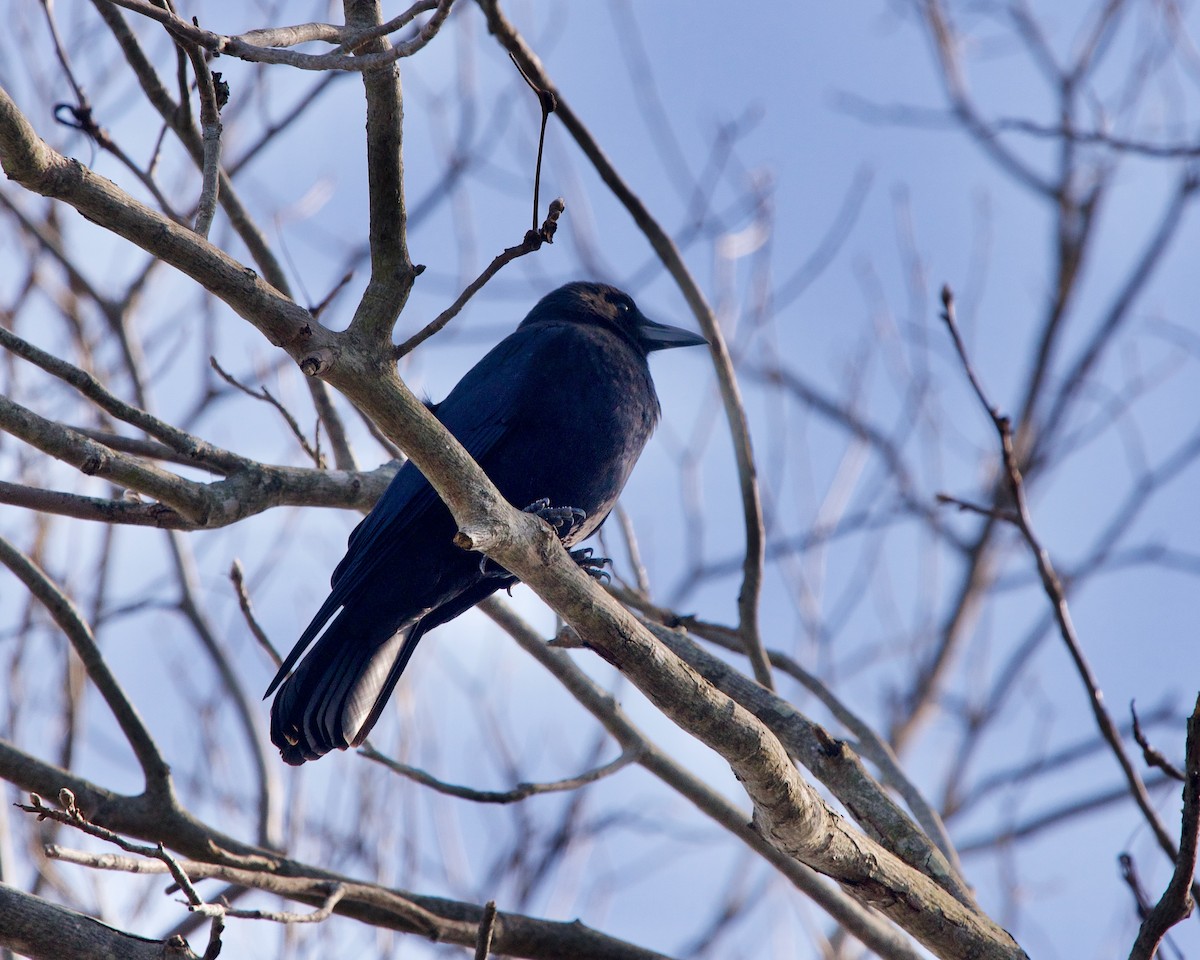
[522,498,587,542]
[570,547,612,585]
[475,501,590,578]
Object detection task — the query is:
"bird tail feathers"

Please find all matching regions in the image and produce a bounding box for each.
[269,609,426,765]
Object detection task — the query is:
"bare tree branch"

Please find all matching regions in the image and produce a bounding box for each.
[1129,694,1200,959]
[476,0,774,692]
[359,741,640,803]
[0,882,199,960]
[938,286,1194,889]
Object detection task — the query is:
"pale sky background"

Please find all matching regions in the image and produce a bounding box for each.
[2,1,1199,958]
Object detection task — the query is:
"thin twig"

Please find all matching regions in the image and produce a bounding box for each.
[29,797,345,928]
[393,199,565,359]
[477,1,774,692]
[210,356,325,467]
[311,270,355,320]
[1129,693,1200,959]
[359,741,639,803]
[43,0,183,219]
[0,325,246,473]
[1120,853,1155,920]
[1131,701,1187,782]
[508,52,557,234]
[938,285,1194,885]
[171,27,222,236]
[613,504,651,596]
[956,774,1175,855]
[17,791,193,893]
[935,492,1018,524]
[474,900,498,960]
[191,884,347,924]
[230,560,281,667]
[0,540,173,794]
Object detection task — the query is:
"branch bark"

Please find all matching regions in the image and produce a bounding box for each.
[0,883,198,960]
[0,70,1028,960]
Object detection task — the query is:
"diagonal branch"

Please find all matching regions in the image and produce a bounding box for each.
[476,0,773,692]
[637,614,973,905]
[0,741,675,960]
[1129,694,1200,960]
[0,395,213,523]
[464,541,1024,960]
[393,199,565,358]
[939,286,1195,892]
[0,83,319,356]
[0,883,198,960]
[0,325,248,474]
[481,597,929,960]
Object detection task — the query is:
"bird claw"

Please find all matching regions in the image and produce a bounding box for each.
[523,498,588,542]
[570,547,612,585]
[478,552,515,580]
[477,502,592,577]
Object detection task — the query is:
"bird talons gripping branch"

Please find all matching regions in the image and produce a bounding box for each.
[569,546,612,585]
[522,498,587,540]
[524,501,612,583]
[477,499,590,577]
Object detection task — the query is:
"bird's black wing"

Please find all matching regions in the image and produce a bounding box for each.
[264,325,549,697]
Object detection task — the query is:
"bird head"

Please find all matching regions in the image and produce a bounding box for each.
[524,282,708,356]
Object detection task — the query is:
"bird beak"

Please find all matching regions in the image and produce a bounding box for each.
[637,316,709,351]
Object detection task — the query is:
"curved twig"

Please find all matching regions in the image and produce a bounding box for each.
[476,0,773,692]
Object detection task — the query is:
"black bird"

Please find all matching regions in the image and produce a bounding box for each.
[266,281,706,764]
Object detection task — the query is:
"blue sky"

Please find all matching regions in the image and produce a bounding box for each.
[2,1,1199,957]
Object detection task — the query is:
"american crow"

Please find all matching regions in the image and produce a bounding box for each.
[266,281,706,764]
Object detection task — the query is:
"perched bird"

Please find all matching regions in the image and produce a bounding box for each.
[266,281,707,764]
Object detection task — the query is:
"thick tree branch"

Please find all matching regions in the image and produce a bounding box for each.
[0,741,674,960]
[472,582,1023,959]
[639,620,974,907]
[343,0,420,348]
[481,598,929,960]
[0,883,198,960]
